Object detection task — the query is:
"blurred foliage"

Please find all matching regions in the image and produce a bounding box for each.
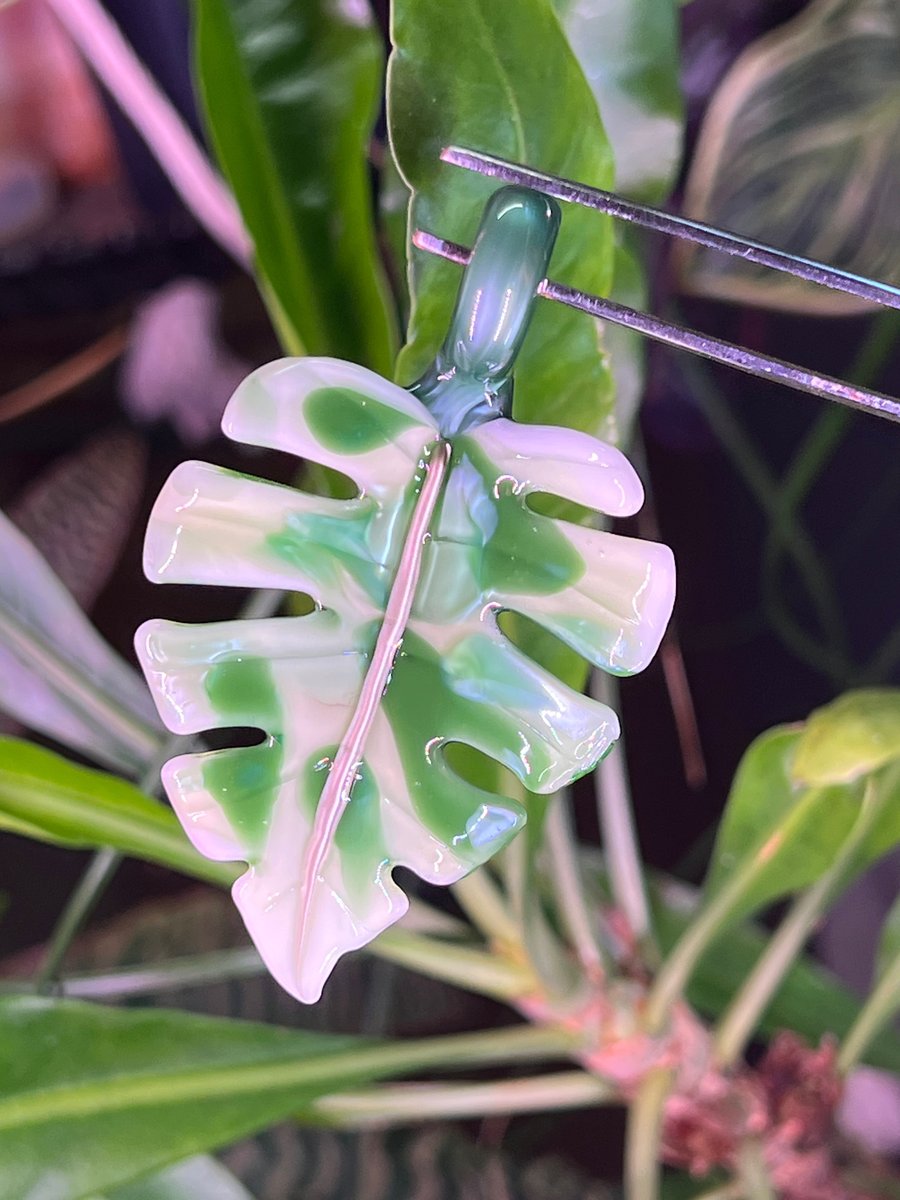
[680,0,900,313]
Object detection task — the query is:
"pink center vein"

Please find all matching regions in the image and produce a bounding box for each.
[295,439,451,959]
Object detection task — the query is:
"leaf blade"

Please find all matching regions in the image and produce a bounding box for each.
[103,1156,255,1200]
[0,737,233,888]
[0,512,161,773]
[194,0,398,370]
[387,0,620,438]
[0,997,571,1200]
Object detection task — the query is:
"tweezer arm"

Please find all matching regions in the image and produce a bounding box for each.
[442,147,900,313]
[413,230,900,427]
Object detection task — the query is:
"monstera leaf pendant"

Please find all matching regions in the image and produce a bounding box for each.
[136,186,676,1003]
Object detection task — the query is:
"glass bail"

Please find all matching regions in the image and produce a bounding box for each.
[411,185,561,436]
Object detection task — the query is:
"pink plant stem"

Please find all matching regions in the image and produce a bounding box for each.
[295,441,451,960]
[46,0,252,266]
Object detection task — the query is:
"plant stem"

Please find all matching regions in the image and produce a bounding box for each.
[736,1140,774,1200]
[592,672,655,957]
[34,848,122,993]
[713,780,883,1066]
[643,784,826,1036]
[371,927,534,1001]
[624,1065,673,1200]
[18,948,264,1000]
[33,730,192,990]
[451,869,522,950]
[314,1070,615,1126]
[838,950,900,1074]
[544,791,606,982]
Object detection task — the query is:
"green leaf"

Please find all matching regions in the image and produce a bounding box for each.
[0,997,357,1199]
[651,880,900,1072]
[0,511,162,774]
[792,689,900,785]
[703,725,900,925]
[552,0,684,202]
[0,997,572,1200]
[680,0,900,314]
[0,737,234,888]
[102,1156,255,1200]
[387,0,619,439]
[194,0,397,370]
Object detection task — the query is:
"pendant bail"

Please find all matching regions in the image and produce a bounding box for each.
[411,185,561,436]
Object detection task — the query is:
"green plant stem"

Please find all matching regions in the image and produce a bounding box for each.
[313,1069,615,1126]
[34,848,122,993]
[624,1065,673,1200]
[838,950,900,1074]
[643,782,827,1036]
[713,779,883,1066]
[544,791,606,981]
[0,1023,580,1132]
[370,927,534,1000]
[451,869,522,951]
[34,732,193,991]
[592,671,655,958]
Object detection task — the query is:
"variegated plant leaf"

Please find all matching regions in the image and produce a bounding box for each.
[136,358,674,1003]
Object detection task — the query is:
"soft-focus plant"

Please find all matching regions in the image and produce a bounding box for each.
[1,1,899,1198]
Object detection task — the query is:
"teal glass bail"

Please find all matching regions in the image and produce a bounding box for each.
[411,186,561,436]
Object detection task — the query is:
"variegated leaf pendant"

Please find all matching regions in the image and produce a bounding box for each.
[135,187,676,1002]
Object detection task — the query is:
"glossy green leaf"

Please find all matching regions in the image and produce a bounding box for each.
[0,737,234,888]
[651,881,900,1072]
[552,0,683,202]
[0,997,355,1200]
[102,1157,255,1200]
[0,511,161,775]
[792,689,900,785]
[194,0,397,370]
[387,0,619,440]
[680,0,900,314]
[703,725,900,926]
[0,997,571,1200]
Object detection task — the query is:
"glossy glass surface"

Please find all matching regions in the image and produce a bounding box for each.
[135,188,676,1003]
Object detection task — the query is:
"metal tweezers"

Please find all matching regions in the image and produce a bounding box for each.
[413,146,900,426]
